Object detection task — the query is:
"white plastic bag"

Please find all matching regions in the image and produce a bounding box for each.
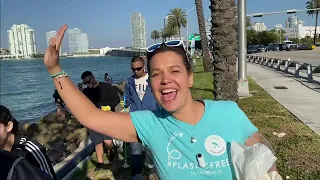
[231,141,279,180]
[113,139,124,152]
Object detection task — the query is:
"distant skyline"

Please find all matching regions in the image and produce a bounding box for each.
[0,0,314,53]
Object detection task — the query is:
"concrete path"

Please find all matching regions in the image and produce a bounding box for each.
[247,63,320,136]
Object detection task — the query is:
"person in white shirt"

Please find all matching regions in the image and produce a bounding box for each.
[123,56,158,179]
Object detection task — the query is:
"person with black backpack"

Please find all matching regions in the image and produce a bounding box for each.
[0,105,56,179]
[0,149,55,180]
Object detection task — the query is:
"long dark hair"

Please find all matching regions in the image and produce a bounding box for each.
[0,105,20,134]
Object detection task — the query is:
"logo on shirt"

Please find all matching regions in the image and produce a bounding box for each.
[204,135,226,156]
[165,132,231,177]
[167,132,183,161]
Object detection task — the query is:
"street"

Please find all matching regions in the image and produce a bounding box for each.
[255,47,320,66]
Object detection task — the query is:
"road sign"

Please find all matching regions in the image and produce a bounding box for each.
[195,36,201,41]
[188,35,195,40]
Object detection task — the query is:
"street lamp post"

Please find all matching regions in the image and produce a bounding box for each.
[186,6,195,54]
[237,0,250,97]
[163,15,174,42]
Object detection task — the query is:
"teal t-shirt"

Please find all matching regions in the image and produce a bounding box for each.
[130,100,258,180]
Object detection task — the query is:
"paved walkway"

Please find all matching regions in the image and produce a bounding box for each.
[247,63,320,136]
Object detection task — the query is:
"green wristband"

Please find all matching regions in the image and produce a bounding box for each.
[50,70,65,78]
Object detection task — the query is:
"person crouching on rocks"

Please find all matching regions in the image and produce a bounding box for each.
[0,105,56,179]
[53,89,66,121]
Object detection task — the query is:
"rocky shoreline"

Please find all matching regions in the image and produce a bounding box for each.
[19,82,126,167]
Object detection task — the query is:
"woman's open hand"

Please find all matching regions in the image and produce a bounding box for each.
[44,25,67,74]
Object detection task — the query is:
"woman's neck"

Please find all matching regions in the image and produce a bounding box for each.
[172,95,205,125]
[3,133,15,152]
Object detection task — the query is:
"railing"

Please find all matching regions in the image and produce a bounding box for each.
[247,55,320,84]
[53,105,127,180]
[54,137,94,180]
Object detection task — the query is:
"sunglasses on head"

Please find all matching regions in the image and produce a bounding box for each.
[131,66,143,72]
[146,40,186,53]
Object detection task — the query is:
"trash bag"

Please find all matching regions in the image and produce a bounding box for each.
[113,139,124,152]
[231,141,282,180]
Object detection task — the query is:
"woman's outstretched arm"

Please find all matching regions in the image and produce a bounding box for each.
[44,25,138,143]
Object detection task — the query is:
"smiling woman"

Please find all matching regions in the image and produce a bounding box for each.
[43,25,278,180]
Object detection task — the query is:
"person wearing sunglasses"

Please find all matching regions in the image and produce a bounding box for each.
[44,25,278,180]
[80,71,120,171]
[124,56,158,179]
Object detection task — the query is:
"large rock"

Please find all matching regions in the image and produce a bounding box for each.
[65,128,87,142]
[66,143,77,152]
[114,81,126,95]
[22,123,40,136]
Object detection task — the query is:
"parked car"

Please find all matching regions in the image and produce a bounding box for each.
[282,40,298,51]
[267,43,283,51]
[297,44,312,50]
[256,44,268,52]
[247,45,258,54]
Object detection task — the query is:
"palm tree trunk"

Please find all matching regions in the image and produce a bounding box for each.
[210,0,238,101]
[313,10,319,45]
[195,0,212,72]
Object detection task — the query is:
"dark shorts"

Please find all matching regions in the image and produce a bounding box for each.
[87,128,113,145]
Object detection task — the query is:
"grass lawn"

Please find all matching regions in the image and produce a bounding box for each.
[70,58,320,180]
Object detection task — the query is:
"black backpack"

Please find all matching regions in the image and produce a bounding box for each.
[0,150,54,180]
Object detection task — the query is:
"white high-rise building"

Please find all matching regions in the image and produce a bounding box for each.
[45,31,56,46]
[274,24,283,30]
[284,24,320,39]
[288,15,298,28]
[78,33,89,52]
[7,24,37,57]
[252,22,267,32]
[67,28,89,53]
[46,31,62,56]
[131,12,146,49]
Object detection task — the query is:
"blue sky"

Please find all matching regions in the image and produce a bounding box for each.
[0,0,315,53]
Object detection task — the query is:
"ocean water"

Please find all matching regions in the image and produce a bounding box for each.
[0,56,132,122]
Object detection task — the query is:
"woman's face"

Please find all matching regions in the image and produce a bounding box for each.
[0,122,12,149]
[149,51,193,113]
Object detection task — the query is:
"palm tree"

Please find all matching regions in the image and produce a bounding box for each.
[306,0,320,45]
[167,8,187,39]
[160,29,167,42]
[195,0,212,72]
[151,30,160,43]
[246,17,252,29]
[210,0,238,101]
[162,26,178,41]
